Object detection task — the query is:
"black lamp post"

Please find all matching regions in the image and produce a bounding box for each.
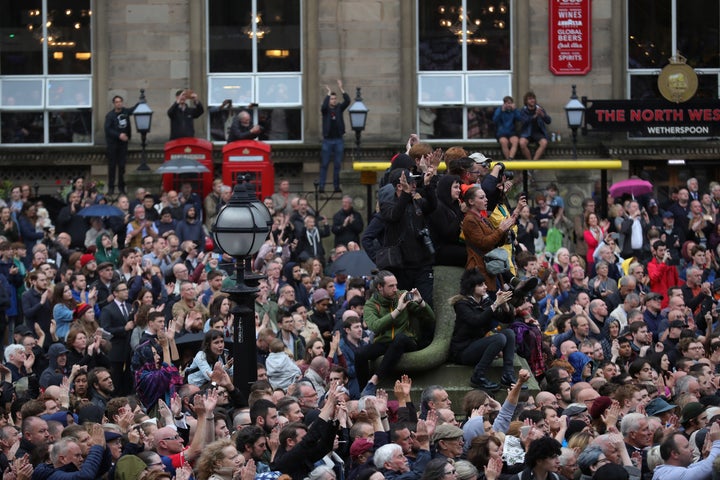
[348,88,371,218]
[564,84,585,160]
[348,87,369,152]
[212,178,271,398]
[133,89,153,171]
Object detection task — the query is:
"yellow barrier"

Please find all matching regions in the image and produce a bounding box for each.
[353,159,623,172]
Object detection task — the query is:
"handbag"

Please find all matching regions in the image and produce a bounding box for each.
[484,247,510,275]
[375,245,404,270]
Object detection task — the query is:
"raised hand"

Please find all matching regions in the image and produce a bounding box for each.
[485,456,503,480]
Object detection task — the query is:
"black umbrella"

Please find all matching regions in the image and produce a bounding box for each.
[156,156,210,174]
[327,250,377,278]
[173,331,206,346]
[77,204,125,217]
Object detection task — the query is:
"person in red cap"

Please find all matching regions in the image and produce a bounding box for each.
[348,437,374,480]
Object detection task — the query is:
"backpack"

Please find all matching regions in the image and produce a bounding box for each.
[545,227,563,254]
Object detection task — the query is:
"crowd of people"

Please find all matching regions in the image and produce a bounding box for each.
[0,133,719,480]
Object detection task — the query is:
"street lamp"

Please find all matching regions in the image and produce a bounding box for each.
[212,177,271,398]
[348,87,369,150]
[133,89,153,171]
[564,84,585,160]
[348,87,371,217]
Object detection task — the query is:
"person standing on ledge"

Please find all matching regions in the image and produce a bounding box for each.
[319,79,350,193]
[168,88,204,140]
[104,95,136,196]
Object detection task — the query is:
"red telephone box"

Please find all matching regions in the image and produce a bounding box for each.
[222,140,274,200]
[163,138,215,196]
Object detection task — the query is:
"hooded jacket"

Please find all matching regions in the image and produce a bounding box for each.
[175,203,206,249]
[39,343,70,388]
[568,352,592,384]
[94,233,120,266]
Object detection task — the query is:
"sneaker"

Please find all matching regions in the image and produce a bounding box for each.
[469,376,500,391]
[501,373,528,390]
[360,382,377,397]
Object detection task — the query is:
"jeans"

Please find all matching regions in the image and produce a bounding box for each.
[457,328,516,379]
[320,137,344,189]
[107,141,128,193]
[355,333,418,386]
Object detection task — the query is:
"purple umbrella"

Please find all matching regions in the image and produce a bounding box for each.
[609,179,653,198]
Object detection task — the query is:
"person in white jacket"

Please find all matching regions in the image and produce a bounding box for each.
[266,338,301,391]
[652,422,720,480]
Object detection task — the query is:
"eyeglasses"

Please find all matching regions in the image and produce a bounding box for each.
[161,435,181,441]
[444,470,457,476]
[710,343,720,352]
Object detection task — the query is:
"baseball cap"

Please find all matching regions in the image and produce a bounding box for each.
[645,292,663,302]
[680,402,705,424]
[662,211,674,219]
[562,403,588,417]
[469,152,491,167]
[669,320,687,329]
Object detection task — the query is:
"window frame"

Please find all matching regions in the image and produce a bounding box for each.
[416,0,514,142]
[205,0,304,144]
[0,0,93,146]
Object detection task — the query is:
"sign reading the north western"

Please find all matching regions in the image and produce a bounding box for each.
[585,99,720,137]
[549,0,592,75]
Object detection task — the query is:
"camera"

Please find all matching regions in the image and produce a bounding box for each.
[503,171,514,181]
[405,292,414,302]
[417,228,436,255]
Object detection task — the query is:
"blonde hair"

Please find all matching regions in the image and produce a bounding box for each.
[196,439,233,480]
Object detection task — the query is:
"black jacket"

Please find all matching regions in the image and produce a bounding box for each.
[321,92,350,139]
[104,107,134,143]
[379,184,437,267]
[451,296,511,357]
[271,418,339,480]
[331,208,364,246]
[167,102,204,140]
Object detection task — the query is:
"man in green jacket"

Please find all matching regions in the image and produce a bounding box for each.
[360,270,435,396]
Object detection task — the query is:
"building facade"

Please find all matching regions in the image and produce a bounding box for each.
[0,0,718,202]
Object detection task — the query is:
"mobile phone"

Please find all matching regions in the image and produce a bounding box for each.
[520,426,531,436]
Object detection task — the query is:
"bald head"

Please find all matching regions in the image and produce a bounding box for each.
[560,340,578,357]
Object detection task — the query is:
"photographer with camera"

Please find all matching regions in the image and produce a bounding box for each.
[362,270,435,396]
[378,167,437,308]
[168,88,204,140]
[227,104,264,142]
[463,185,524,293]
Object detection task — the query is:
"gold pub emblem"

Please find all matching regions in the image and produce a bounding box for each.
[658,53,698,103]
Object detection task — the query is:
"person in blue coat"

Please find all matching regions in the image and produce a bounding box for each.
[492,96,521,160]
[518,91,552,161]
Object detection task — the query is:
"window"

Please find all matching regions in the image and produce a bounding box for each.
[0,0,93,145]
[207,0,303,143]
[628,0,719,100]
[417,0,512,141]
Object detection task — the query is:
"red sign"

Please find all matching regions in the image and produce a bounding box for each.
[549,0,591,75]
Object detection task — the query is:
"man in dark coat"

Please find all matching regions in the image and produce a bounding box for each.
[99,281,134,395]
